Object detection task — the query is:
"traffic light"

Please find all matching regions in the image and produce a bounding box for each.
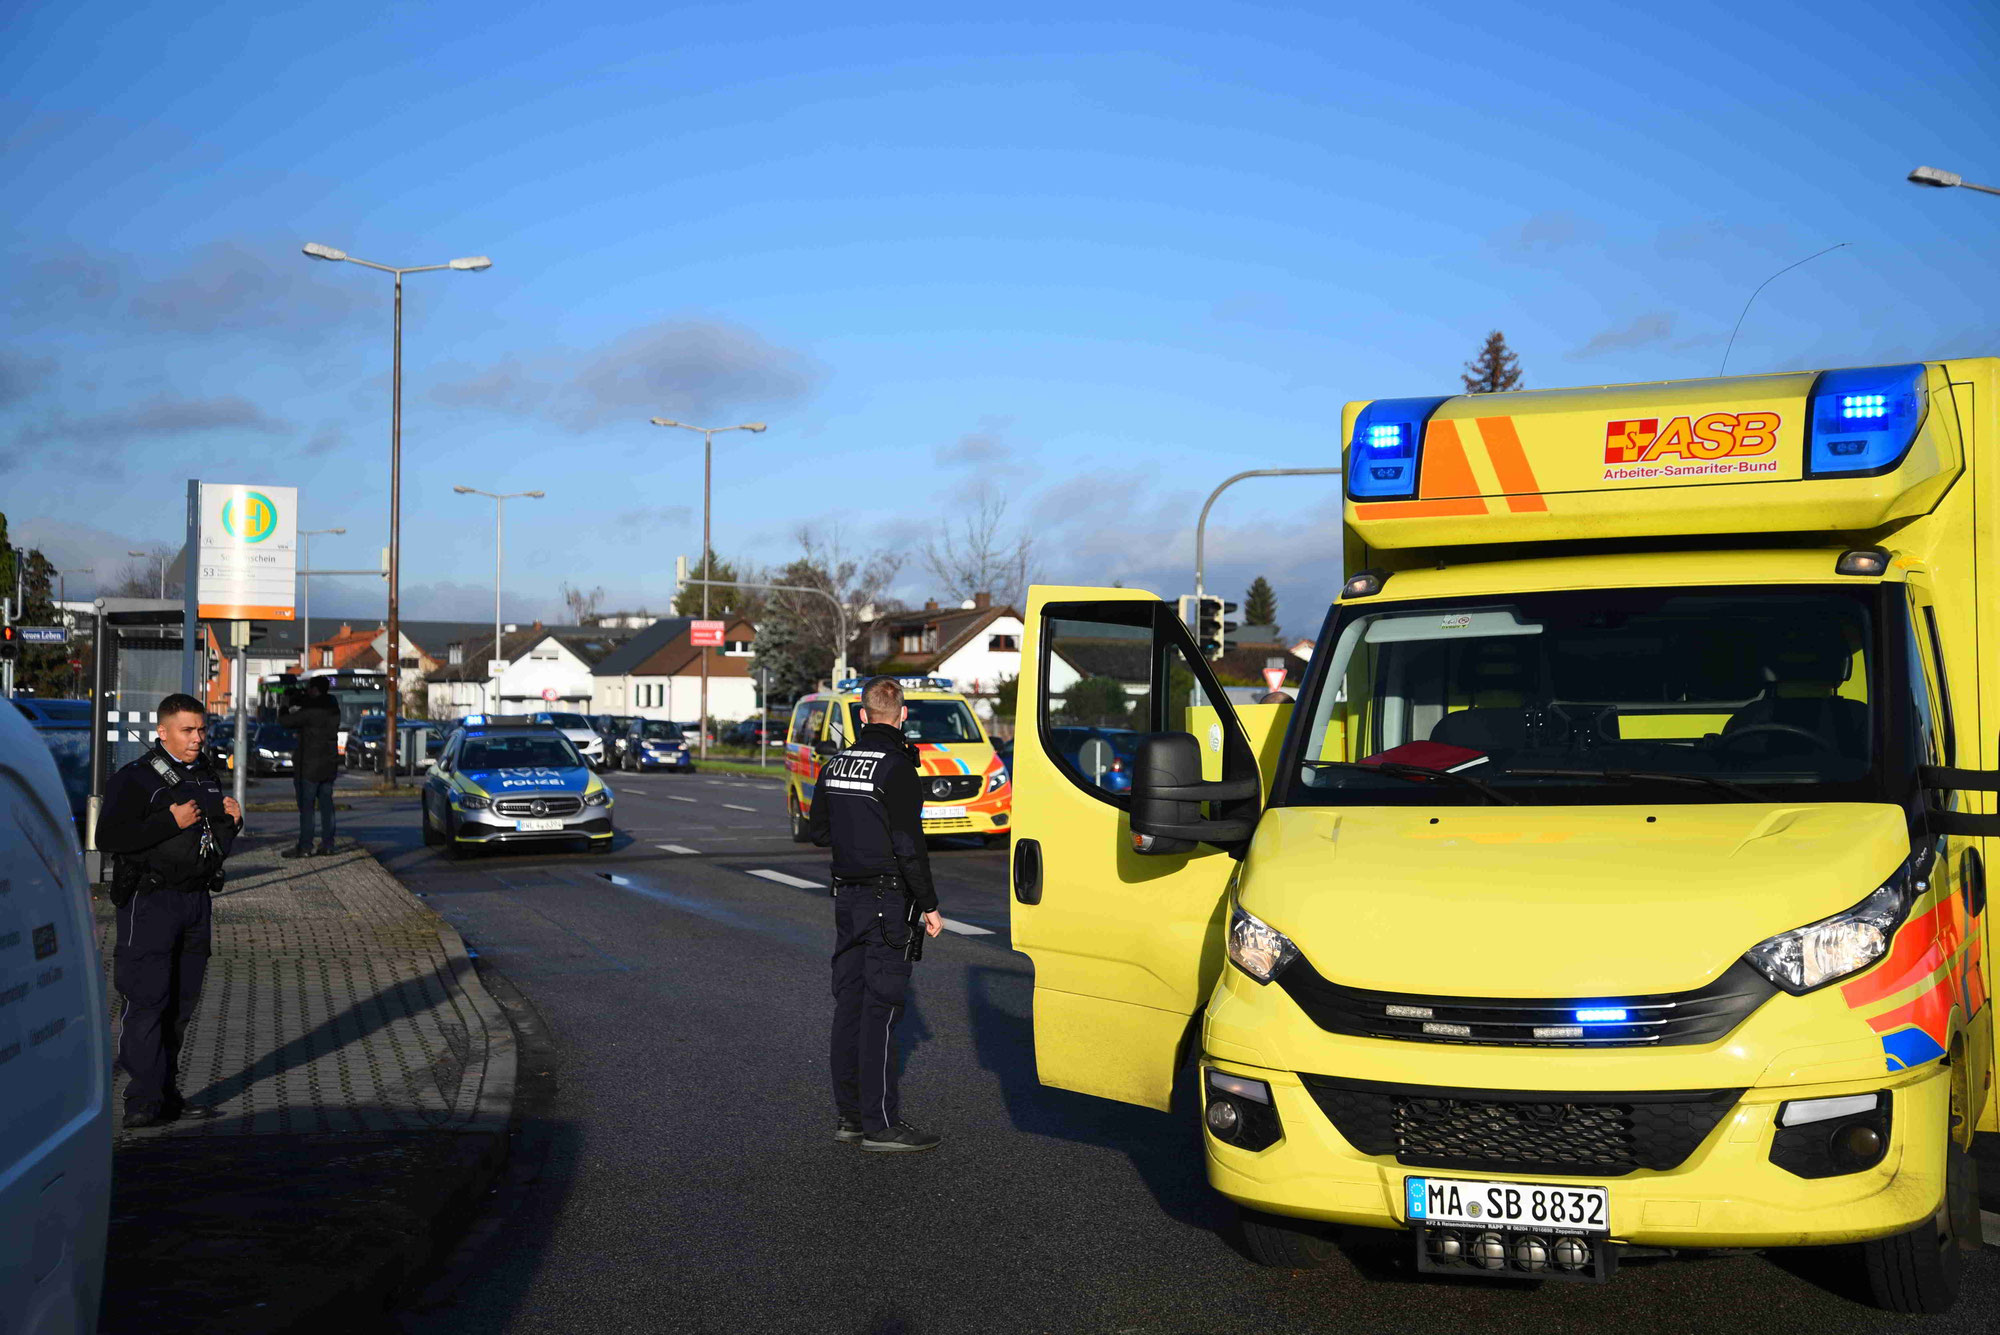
[0,626,14,659]
[1195,596,1238,660]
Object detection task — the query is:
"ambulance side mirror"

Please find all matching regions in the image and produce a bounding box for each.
[813,740,838,757]
[1129,732,1257,855]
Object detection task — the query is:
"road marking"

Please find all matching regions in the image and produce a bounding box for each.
[1984,1210,2000,1248]
[723,803,758,812]
[657,844,700,855]
[667,795,698,804]
[747,868,822,890]
[940,918,994,936]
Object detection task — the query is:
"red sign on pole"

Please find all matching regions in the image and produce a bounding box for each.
[690,620,726,647]
[541,687,559,702]
[1262,667,1289,692]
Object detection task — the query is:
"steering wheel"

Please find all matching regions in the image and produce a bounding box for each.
[1712,722,1840,756]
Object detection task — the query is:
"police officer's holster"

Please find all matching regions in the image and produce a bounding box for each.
[829,874,914,1135]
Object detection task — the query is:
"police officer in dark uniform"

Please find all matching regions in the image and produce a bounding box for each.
[96,692,242,1128]
[809,676,944,1152]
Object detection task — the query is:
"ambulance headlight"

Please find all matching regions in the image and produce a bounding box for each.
[1346,396,1452,500]
[1744,849,1926,993]
[1227,905,1299,984]
[1805,364,1927,478]
[986,766,1009,794]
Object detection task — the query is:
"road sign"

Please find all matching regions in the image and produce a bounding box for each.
[1077,738,1113,783]
[541,687,558,702]
[487,660,507,678]
[690,620,726,647]
[1262,666,1288,692]
[197,483,298,620]
[16,627,68,645]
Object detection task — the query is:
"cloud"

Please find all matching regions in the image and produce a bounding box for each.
[1568,312,1675,360]
[3,241,374,339]
[12,394,293,454]
[611,505,694,536]
[5,515,170,598]
[434,318,822,432]
[936,431,1005,466]
[1491,211,1598,255]
[0,349,55,406]
[302,422,348,458]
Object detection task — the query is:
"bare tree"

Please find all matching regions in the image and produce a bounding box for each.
[921,486,1036,609]
[756,525,903,688]
[560,581,605,625]
[110,544,180,598]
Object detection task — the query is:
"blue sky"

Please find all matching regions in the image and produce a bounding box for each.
[5,0,1996,635]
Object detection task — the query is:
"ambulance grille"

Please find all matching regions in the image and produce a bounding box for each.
[1302,1077,1742,1177]
[1274,959,1774,1048]
[922,775,984,802]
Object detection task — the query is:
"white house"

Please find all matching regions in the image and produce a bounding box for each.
[860,594,1025,717]
[426,627,634,720]
[589,616,760,724]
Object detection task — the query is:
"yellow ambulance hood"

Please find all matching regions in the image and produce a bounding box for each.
[1238,803,1910,997]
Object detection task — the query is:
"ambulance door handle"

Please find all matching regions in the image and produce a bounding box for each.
[1962,848,1985,918]
[1013,838,1042,905]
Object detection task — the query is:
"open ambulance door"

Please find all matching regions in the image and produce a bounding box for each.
[1009,587,1264,1110]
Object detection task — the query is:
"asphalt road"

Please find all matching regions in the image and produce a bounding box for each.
[326,769,2000,1335]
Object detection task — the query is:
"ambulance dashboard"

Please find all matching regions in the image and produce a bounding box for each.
[1280,582,1933,808]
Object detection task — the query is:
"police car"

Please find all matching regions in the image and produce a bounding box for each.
[421,715,614,857]
[784,676,1011,847]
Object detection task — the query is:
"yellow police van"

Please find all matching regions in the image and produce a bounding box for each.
[1010,359,1995,1313]
[785,677,1011,847]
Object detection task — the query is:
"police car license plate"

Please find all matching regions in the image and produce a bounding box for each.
[515,818,564,831]
[1405,1177,1609,1235]
[923,805,967,819]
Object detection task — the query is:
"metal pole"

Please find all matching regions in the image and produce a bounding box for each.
[182,480,199,695]
[86,599,107,876]
[385,272,402,786]
[300,529,310,672]
[700,429,711,760]
[757,667,768,770]
[232,636,248,814]
[493,494,503,714]
[1193,468,1344,601]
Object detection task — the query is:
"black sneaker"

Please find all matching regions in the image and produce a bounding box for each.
[282,847,310,860]
[311,845,336,856]
[123,1107,164,1129]
[861,1121,941,1153]
[835,1114,865,1144]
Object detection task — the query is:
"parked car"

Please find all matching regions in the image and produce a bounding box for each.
[621,718,694,772]
[346,716,443,773]
[534,711,607,769]
[246,722,297,777]
[345,713,386,769]
[12,698,92,725]
[591,714,636,765]
[17,698,91,830]
[723,717,785,746]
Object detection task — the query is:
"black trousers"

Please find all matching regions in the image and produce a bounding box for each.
[114,888,213,1114]
[830,884,914,1134]
[295,776,336,850]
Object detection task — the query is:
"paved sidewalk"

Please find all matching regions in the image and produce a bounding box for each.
[94,836,516,1332]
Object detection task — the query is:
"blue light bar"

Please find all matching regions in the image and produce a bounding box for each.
[1805,364,1927,478]
[1346,396,1453,500]
[1575,1007,1628,1023]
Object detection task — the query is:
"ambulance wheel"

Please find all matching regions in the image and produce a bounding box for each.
[1861,1077,1975,1313]
[789,793,811,843]
[1238,1208,1338,1269]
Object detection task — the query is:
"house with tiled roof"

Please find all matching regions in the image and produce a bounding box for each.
[422,623,638,719]
[590,616,759,724]
[858,593,1024,711]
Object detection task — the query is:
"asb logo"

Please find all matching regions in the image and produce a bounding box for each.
[221,491,278,544]
[1603,412,1782,465]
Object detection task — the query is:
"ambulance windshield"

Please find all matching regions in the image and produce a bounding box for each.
[1284,586,1900,807]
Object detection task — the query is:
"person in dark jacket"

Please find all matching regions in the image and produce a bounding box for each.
[809,676,944,1153]
[96,692,242,1128]
[278,676,341,856]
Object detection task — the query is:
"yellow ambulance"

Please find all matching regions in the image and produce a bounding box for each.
[785,676,1012,847]
[1010,359,1994,1312]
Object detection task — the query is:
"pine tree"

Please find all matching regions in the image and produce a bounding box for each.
[1462,330,1524,394]
[1243,576,1277,628]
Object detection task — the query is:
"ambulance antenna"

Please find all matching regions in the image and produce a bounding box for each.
[1719,242,1849,377]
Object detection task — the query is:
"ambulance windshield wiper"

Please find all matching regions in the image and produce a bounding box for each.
[1501,768,1765,801]
[1303,760,1517,806]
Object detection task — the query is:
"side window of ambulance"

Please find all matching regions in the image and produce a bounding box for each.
[1043,608,1229,801]
[1919,603,1957,766]
[1903,601,1942,768]
[827,701,848,748]
[787,701,815,745]
[800,702,829,748]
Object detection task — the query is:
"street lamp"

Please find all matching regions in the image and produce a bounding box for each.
[1908,165,2000,197]
[1192,469,1343,602]
[127,549,169,599]
[297,527,347,672]
[649,418,767,758]
[302,242,492,785]
[453,485,545,712]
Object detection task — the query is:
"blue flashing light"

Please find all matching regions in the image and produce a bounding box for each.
[1575,1007,1629,1024]
[1806,364,1927,478]
[1346,396,1453,500]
